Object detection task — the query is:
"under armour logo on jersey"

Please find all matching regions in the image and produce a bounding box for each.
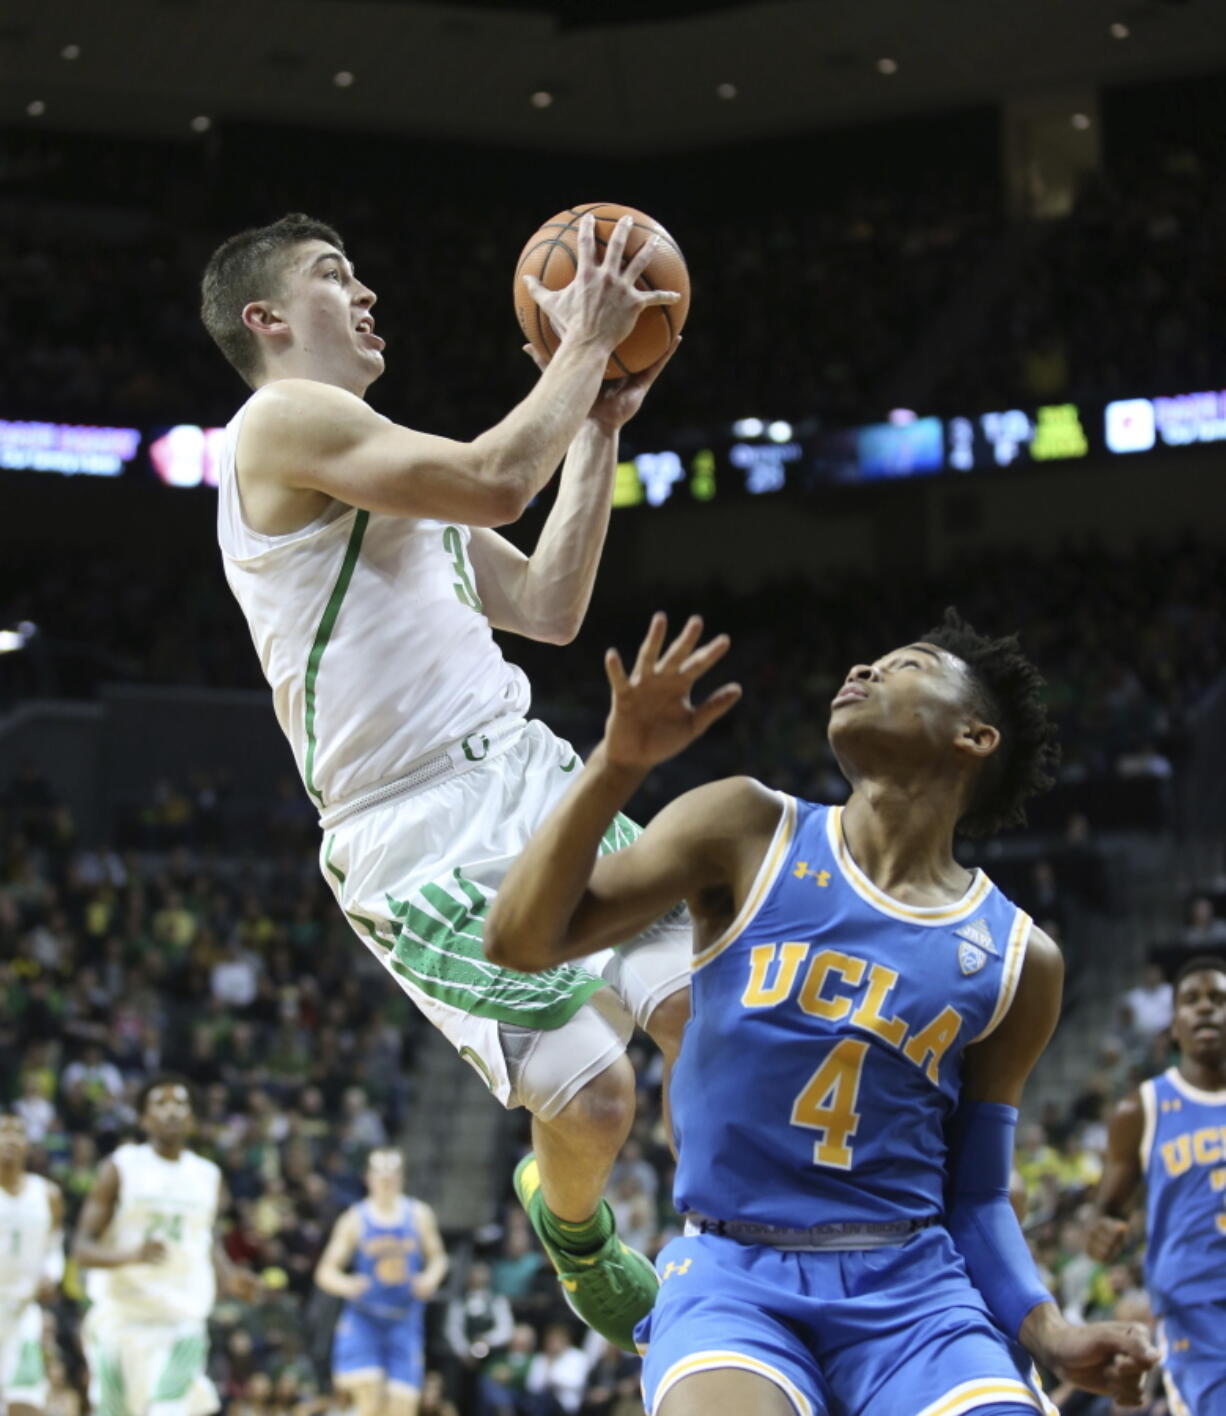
[661,1258,692,1281]
[793,862,831,887]
[954,917,996,954]
[958,942,987,975]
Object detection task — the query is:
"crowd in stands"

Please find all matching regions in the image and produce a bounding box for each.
[2,76,1219,445]
[0,124,998,444]
[3,535,1222,830]
[937,141,1226,416]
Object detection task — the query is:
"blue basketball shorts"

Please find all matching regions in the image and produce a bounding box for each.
[332,1305,425,1392]
[1158,1300,1226,1416]
[636,1226,1058,1416]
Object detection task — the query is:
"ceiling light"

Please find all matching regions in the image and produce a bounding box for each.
[60,43,81,60]
[1109,22,1130,38]
[26,100,46,117]
[716,82,738,100]
[876,57,899,75]
[190,115,212,133]
[529,90,553,108]
[1071,112,1092,130]
[332,70,355,88]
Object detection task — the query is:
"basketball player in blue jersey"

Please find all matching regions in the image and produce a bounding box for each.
[485,612,1157,1416]
[315,1149,448,1416]
[1088,957,1226,1415]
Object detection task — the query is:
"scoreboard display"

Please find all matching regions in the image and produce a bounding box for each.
[3,384,1221,507]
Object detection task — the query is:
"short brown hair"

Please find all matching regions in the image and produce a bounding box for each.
[201,213,345,385]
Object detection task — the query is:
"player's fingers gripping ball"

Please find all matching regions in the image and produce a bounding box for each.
[514,202,691,378]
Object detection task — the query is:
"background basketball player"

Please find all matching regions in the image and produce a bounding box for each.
[201,209,687,1347]
[73,1077,262,1416]
[485,612,1157,1415]
[315,1147,448,1416]
[1088,956,1226,1415]
[0,1112,64,1416]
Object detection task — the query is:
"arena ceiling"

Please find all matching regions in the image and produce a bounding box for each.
[1,0,1222,152]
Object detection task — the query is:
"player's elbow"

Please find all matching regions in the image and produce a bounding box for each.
[484,916,554,973]
[482,481,532,528]
[534,615,582,646]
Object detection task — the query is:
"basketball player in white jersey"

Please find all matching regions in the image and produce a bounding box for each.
[0,1112,64,1416]
[200,211,686,1348]
[73,1077,262,1416]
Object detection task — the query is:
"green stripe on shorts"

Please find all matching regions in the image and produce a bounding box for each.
[153,1334,207,1403]
[383,813,641,1029]
[12,1339,45,1390]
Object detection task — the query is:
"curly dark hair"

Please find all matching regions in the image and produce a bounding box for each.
[136,1073,198,1120]
[921,607,1060,839]
[1174,954,1226,990]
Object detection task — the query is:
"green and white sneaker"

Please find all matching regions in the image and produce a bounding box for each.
[513,1153,660,1353]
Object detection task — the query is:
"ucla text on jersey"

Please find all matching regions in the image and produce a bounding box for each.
[1139,1067,1226,1315]
[671,800,1032,1229]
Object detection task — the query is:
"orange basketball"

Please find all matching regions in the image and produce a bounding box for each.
[513,202,690,379]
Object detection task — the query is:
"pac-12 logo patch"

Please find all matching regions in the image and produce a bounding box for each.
[954,917,996,954]
[958,941,987,975]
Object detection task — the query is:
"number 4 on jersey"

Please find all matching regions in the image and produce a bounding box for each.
[790,1038,869,1170]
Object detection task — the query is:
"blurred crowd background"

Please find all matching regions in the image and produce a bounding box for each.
[1,25,1224,1416]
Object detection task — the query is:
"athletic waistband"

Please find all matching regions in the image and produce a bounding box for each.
[683,1212,938,1251]
[317,715,527,830]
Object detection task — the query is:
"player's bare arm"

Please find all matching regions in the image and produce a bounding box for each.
[956,933,1156,1400]
[485,613,753,972]
[72,1159,166,1269]
[237,214,678,531]
[1086,1095,1145,1262]
[212,1178,264,1302]
[36,1180,66,1304]
[410,1200,449,1301]
[313,1205,370,1302]
[468,338,679,644]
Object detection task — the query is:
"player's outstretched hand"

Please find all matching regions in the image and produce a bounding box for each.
[1085,1214,1128,1263]
[603,613,741,773]
[523,213,680,353]
[1036,1319,1157,1405]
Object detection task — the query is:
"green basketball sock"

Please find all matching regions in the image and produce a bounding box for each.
[539,1199,615,1256]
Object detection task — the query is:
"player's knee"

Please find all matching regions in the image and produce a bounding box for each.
[658,1369,796,1415]
[558,1054,636,1149]
[644,986,690,1065]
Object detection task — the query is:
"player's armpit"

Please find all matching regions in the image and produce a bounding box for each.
[240,380,529,527]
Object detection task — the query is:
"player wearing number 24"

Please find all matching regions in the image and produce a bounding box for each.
[1087,956,1226,1416]
[486,612,1158,1416]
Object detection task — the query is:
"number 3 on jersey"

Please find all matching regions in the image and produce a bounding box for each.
[443,526,483,613]
[790,1038,868,1170]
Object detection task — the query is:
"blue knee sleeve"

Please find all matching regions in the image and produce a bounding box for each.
[945,1101,1054,1339]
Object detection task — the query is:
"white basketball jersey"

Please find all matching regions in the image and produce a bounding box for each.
[0,1173,53,1321]
[218,395,531,811]
[87,1144,219,1323]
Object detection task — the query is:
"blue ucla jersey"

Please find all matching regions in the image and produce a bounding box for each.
[350,1197,423,1321]
[1139,1067,1226,1315]
[671,799,1033,1229]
